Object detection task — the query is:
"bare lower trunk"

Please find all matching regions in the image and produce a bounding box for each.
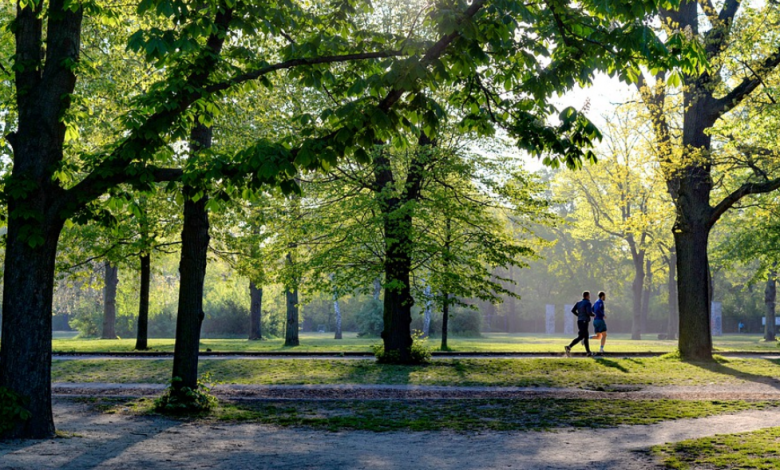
[285,285,300,347]
[641,258,652,334]
[765,269,776,342]
[0,219,62,438]
[676,224,713,360]
[171,121,212,392]
[249,281,262,340]
[440,293,450,351]
[667,250,678,339]
[135,254,150,350]
[101,261,119,339]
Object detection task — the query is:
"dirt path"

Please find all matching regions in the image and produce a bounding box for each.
[1,400,780,469]
[51,381,780,400]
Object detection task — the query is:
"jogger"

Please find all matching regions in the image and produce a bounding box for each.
[590,291,607,354]
[565,291,594,356]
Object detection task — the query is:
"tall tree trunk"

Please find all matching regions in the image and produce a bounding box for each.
[675,218,713,360]
[135,253,151,350]
[0,219,62,438]
[765,268,777,342]
[667,249,678,339]
[171,121,212,393]
[249,281,263,340]
[285,285,300,347]
[374,136,429,363]
[641,258,652,334]
[440,294,450,351]
[101,261,119,339]
[631,254,645,340]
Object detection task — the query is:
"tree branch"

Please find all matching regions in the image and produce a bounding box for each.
[710,178,780,226]
[713,47,780,117]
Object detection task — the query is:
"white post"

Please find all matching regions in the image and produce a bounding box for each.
[564,304,575,335]
[545,304,556,334]
[711,301,723,337]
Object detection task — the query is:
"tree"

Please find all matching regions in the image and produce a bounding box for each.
[713,193,780,342]
[557,110,673,339]
[636,0,780,359]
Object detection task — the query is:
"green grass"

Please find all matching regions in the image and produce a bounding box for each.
[101,397,778,432]
[653,426,780,469]
[51,356,780,388]
[48,332,780,354]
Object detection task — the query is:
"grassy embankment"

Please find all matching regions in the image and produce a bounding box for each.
[654,427,780,469]
[49,332,779,353]
[52,355,780,388]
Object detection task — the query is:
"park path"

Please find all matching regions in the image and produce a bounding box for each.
[1,399,780,469]
[51,381,780,400]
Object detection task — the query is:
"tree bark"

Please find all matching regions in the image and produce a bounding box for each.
[765,268,776,342]
[667,249,678,339]
[641,258,652,334]
[0,0,83,438]
[373,278,382,300]
[675,218,713,360]
[249,281,262,340]
[440,294,450,351]
[135,254,151,350]
[171,122,212,392]
[0,221,62,438]
[285,288,300,347]
[101,261,119,339]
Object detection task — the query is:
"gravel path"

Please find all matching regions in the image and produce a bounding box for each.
[51,381,780,400]
[50,353,780,360]
[1,399,780,469]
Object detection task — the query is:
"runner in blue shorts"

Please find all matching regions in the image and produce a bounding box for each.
[590,291,607,355]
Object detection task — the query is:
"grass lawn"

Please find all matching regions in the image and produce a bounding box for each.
[653,426,780,469]
[48,332,780,354]
[51,356,780,388]
[99,398,778,432]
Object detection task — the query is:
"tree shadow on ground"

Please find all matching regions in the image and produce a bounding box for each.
[593,357,629,373]
[688,358,780,390]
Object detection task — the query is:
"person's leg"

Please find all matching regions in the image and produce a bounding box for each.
[582,327,591,354]
[601,332,607,349]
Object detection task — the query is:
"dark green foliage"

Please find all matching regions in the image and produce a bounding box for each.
[0,387,32,436]
[372,332,432,365]
[153,376,217,415]
[356,298,384,337]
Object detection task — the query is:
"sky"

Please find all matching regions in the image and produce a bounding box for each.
[518,73,636,172]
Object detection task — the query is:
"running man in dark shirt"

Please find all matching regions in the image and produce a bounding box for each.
[590,291,607,354]
[565,291,594,357]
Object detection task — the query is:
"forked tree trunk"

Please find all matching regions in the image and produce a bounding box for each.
[135,253,151,350]
[765,269,776,342]
[101,261,119,339]
[285,284,300,347]
[249,281,262,340]
[171,121,212,392]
